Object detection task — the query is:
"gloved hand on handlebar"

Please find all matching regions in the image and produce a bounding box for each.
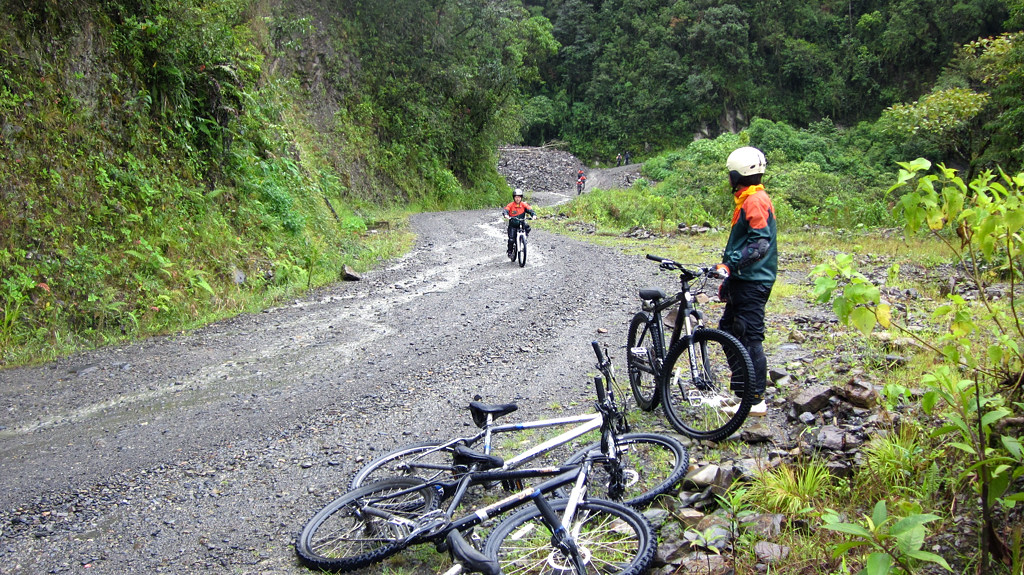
[713,263,731,279]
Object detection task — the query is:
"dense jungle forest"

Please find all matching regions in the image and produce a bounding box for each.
[0,0,1022,360]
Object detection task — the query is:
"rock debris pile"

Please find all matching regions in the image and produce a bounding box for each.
[497,145,585,194]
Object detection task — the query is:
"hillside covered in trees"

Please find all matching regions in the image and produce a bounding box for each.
[1,0,1023,363]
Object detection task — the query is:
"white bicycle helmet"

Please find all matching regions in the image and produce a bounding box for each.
[513,188,523,199]
[726,147,767,176]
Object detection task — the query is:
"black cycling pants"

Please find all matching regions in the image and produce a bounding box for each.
[718,279,773,397]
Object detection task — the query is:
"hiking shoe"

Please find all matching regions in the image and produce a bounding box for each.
[722,400,767,417]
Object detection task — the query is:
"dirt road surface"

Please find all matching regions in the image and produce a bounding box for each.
[0,167,658,574]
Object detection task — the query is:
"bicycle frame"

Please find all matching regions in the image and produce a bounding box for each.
[363,455,604,574]
[364,343,623,482]
[359,362,625,573]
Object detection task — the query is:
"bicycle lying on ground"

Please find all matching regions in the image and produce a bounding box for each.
[625,254,755,441]
[350,342,688,508]
[508,215,530,267]
[295,342,665,574]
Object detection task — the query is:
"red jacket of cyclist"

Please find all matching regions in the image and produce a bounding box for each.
[713,146,777,415]
[503,189,535,254]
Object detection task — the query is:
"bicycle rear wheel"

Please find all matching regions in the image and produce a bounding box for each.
[625,312,662,411]
[562,432,688,507]
[484,498,655,575]
[517,232,527,267]
[349,441,458,490]
[659,328,754,442]
[295,477,439,572]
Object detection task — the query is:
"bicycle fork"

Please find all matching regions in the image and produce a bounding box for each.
[531,461,592,574]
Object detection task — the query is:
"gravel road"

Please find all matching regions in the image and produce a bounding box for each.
[0,176,663,574]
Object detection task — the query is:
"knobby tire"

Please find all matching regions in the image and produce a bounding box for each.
[562,433,688,508]
[625,312,662,411]
[295,477,440,572]
[659,328,754,442]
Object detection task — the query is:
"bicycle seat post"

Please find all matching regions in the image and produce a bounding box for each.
[483,414,494,455]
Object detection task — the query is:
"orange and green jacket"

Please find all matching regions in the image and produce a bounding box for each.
[722,184,777,286]
[504,201,534,220]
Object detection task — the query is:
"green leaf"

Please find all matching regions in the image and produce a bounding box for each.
[890,514,942,536]
[833,296,852,322]
[834,541,870,555]
[981,408,1011,429]
[1003,199,1024,234]
[866,552,892,575]
[894,525,926,555]
[871,500,888,529]
[1001,435,1023,460]
[850,307,877,335]
[823,522,874,538]
[813,276,838,303]
[905,549,953,570]
[950,442,978,455]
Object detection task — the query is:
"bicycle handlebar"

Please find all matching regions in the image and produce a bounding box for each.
[646,254,719,278]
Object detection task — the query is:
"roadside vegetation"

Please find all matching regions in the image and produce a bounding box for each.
[538,140,1023,573]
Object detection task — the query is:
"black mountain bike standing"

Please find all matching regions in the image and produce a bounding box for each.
[508,215,529,267]
[295,343,658,575]
[625,255,755,441]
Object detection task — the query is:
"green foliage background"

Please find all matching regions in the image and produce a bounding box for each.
[2,0,1024,366]
[521,0,1023,171]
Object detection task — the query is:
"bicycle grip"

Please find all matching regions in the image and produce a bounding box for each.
[591,340,605,364]
[646,254,665,262]
[594,375,607,403]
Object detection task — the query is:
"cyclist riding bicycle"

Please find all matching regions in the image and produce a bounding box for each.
[503,189,535,257]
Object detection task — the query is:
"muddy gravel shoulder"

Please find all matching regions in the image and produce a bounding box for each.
[0,182,684,573]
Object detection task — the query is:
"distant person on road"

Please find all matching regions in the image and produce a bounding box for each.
[615,153,623,167]
[623,151,631,164]
[503,189,535,257]
[714,146,776,417]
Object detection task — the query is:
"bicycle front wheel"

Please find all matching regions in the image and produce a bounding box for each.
[563,432,688,507]
[660,328,754,442]
[625,312,662,411]
[295,477,439,572]
[484,498,656,575]
[349,441,458,490]
[517,233,527,267]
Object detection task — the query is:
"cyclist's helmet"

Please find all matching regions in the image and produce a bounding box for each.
[726,146,766,189]
[513,188,523,199]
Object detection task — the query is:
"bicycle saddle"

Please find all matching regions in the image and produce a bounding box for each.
[638,288,667,301]
[452,444,505,471]
[468,401,518,428]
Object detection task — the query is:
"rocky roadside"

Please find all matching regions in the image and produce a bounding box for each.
[496,146,977,574]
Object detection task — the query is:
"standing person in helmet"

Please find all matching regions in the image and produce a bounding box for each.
[503,189,535,257]
[714,146,777,417]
